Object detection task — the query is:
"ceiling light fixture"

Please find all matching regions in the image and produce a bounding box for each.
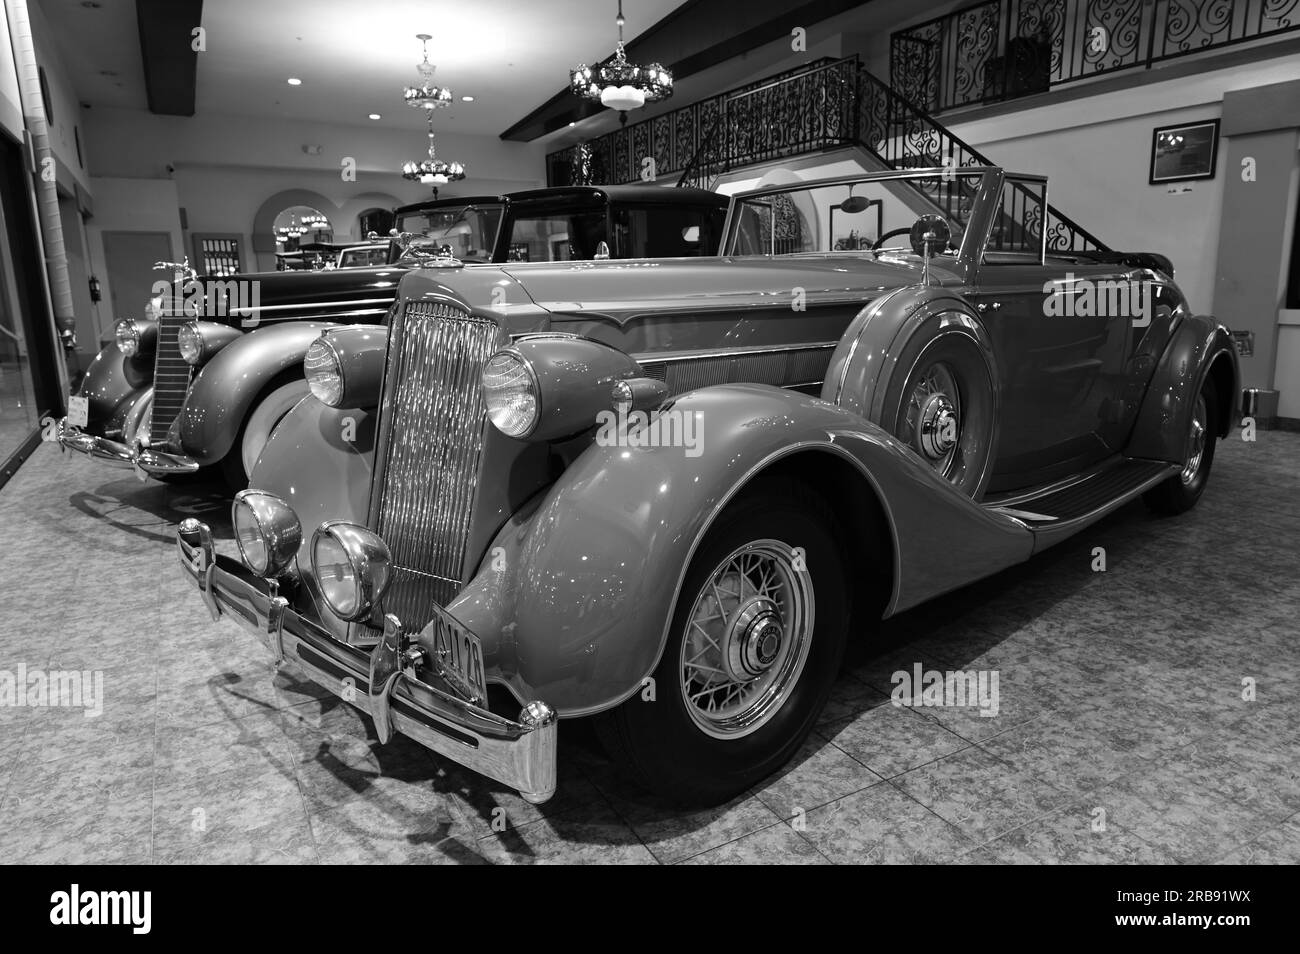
[570,0,671,126]
[461,95,474,102]
[401,114,465,185]
[403,34,453,110]
[369,113,381,120]
[287,77,302,86]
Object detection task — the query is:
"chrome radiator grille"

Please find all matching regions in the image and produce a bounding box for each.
[150,292,193,444]
[372,300,501,628]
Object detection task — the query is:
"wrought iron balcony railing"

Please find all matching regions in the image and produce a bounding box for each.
[892,0,1300,115]
[547,55,1107,253]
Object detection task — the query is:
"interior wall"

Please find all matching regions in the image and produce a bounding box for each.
[26,0,89,194]
[82,105,547,274]
[84,176,184,326]
[0,4,23,139]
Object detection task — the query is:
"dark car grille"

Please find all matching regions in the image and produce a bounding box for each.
[371,300,502,628]
[150,298,193,445]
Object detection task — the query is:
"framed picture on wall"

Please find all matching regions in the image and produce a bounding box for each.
[1149,119,1220,185]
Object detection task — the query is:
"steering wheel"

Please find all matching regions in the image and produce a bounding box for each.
[872,227,913,251]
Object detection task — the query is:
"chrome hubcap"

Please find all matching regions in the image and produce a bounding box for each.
[905,362,961,477]
[1181,394,1208,485]
[680,541,814,739]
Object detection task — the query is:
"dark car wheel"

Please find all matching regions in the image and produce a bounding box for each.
[1144,375,1219,516]
[595,478,849,807]
[881,329,996,499]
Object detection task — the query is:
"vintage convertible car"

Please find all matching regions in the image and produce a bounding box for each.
[176,167,1238,806]
[58,184,727,488]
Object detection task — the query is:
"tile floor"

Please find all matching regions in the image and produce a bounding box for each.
[0,430,1297,864]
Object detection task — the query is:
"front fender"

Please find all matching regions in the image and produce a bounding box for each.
[1125,314,1238,462]
[251,395,376,643]
[440,384,1032,717]
[75,341,154,437]
[177,321,337,463]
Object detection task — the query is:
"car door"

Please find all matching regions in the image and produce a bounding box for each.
[973,180,1132,491]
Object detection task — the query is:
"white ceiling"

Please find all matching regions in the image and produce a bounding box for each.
[37,0,689,136]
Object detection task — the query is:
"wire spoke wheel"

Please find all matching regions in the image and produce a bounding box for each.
[1180,393,1208,485]
[903,360,961,479]
[678,540,814,740]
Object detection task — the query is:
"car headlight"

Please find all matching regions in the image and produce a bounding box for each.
[231,490,302,578]
[115,319,141,357]
[481,351,538,438]
[178,321,203,364]
[304,337,343,406]
[310,521,391,621]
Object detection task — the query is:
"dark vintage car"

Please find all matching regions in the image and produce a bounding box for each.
[58,184,728,488]
[176,167,1238,806]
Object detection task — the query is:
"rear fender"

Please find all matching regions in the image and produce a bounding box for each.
[178,321,338,464]
[439,384,1033,717]
[1126,314,1238,462]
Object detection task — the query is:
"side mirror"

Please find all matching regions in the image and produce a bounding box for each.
[840,195,870,214]
[909,214,951,257]
[593,240,611,260]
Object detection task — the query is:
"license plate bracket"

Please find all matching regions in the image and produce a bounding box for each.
[429,607,488,705]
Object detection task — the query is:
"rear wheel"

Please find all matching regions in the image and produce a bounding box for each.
[595,479,848,806]
[1143,375,1218,515]
[220,376,310,490]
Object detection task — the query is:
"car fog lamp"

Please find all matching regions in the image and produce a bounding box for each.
[481,351,538,438]
[115,320,141,357]
[310,521,391,621]
[231,490,302,578]
[304,338,344,406]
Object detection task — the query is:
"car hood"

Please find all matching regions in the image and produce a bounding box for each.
[195,264,409,308]
[497,254,958,323]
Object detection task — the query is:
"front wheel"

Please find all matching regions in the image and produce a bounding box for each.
[1143,375,1219,515]
[595,479,848,806]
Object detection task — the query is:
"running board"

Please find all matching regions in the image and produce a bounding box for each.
[986,459,1177,552]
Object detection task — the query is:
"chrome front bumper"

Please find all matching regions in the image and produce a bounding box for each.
[174,520,559,804]
[58,418,200,477]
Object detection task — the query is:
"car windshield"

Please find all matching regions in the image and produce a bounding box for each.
[726,172,986,258]
[394,203,504,263]
[338,246,389,268]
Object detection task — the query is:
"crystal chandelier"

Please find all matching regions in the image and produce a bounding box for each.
[403,33,453,110]
[401,114,466,185]
[570,0,672,125]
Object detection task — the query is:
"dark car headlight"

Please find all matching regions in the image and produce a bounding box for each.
[311,521,391,621]
[178,322,203,364]
[231,490,302,578]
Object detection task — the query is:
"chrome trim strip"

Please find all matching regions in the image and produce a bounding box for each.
[228,297,396,315]
[631,341,838,365]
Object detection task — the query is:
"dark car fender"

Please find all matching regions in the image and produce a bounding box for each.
[440,383,1033,717]
[1125,314,1238,463]
[176,321,337,464]
[74,340,155,437]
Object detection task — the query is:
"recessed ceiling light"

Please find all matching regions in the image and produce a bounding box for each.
[568,121,576,127]
[461,95,474,102]
[287,77,302,86]
[368,113,381,120]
